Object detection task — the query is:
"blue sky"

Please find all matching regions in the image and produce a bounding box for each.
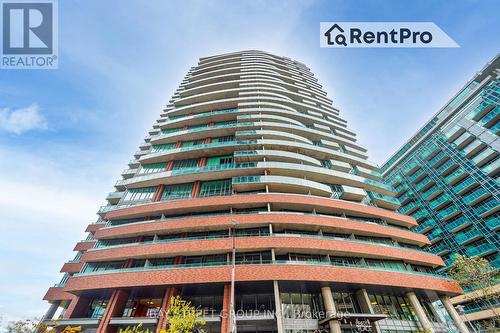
[0,0,498,325]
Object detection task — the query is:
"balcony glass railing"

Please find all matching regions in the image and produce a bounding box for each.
[412,210,429,221]
[414,219,436,233]
[444,216,470,233]
[368,192,400,206]
[455,228,483,245]
[74,258,449,280]
[436,205,459,220]
[399,201,419,214]
[436,159,456,175]
[415,177,433,191]
[428,152,448,168]
[170,162,257,176]
[432,242,451,255]
[429,194,452,210]
[444,168,467,184]
[422,186,441,201]
[466,243,497,257]
[472,148,495,166]
[452,177,478,194]
[478,106,499,126]
[427,228,443,242]
[398,190,415,203]
[473,198,499,216]
[93,232,430,255]
[408,169,426,183]
[463,187,490,205]
[485,216,500,231]
[394,183,408,195]
[481,158,500,175]
[403,162,419,176]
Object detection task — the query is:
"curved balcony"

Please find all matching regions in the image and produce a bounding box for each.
[175,87,297,109]
[187,65,316,87]
[234,150,322,166]
[103,193,417,227]
[140,139,377,172]
[232,175,332,197]
[167,95,344,125]
[159,106,355,142]
[179,78,324,104]
[64,261,461,295]
[82,235,442,267]
[234,129,313,144]
[95,213,429,245]
[182,67,322,93]
[120,161,394,197]
[193,57,313,81]
[175,86,329,111]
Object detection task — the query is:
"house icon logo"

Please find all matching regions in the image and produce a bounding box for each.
[324,24,346,46]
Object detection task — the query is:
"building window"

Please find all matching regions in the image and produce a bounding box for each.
[281,292,324,319]
[332,292,360,313]
[181,139,205,148]
[151,143,176,152]
[139,162,167,174]
[85,298,109,319]
[199,179,232,197]
[122,187,157,202]
[211,135,235,143]
[286,253,329,263]
[206,155,233,166]
[189,123,209,131]
[184,254,227,266]
[236,293,275,312]
[365,259,406,271]
[161,127,182,134]
[368,294,416,321]
[329,256,360,266]
[235,251,272,264]
[172,158,199,170]
[161,183,193,201]
[84,261,126,273]
[122,298,162,318]
[235,227,270,237]
[149,257,175,266]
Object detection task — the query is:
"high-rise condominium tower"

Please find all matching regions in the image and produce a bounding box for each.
[382,55,499,331]
[43,51,467,333]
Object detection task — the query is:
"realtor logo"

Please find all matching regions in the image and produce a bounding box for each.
[1,0,58,68]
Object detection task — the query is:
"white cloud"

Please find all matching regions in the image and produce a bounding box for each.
[0,104,48,134]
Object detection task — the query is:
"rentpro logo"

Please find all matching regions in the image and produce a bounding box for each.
[320,22,459,48]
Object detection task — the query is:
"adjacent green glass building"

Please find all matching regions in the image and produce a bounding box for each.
[382,54,500,330]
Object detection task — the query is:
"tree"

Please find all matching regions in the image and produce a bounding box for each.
[4,318,55,333]
[118,323,153,333]
[449,254,499,332]
[160,296,206,333]
[3,318,83,333]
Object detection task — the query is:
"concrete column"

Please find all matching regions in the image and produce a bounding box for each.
[321,287,341,333]
[406,291,435,333]
[440,296,471,333]
[273,281,284,333]
[355,289,381,333]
